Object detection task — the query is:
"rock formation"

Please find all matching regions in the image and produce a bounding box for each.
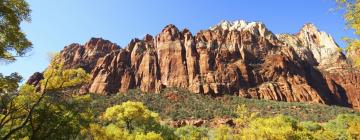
[28,20,360,110]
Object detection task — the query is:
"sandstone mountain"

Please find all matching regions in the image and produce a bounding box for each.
[27,20,360,110]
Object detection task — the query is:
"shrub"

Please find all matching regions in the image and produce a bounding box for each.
[323,114,360,139]
[238,115,299,140]
[174,125,209,140]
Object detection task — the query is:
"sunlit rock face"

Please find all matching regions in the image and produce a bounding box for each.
[277,23,346,67]
[59,37,120,72]
[28,20,360,110]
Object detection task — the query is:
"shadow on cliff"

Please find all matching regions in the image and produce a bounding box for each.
[304,64,350,107]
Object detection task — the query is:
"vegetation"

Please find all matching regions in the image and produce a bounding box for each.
[337,0,360,66]
[82,99,360,140]
[0,0,32,61]
[0,55,91,139]
[85,88,360,122]
[3,84,360,139]
[0,0,32,117]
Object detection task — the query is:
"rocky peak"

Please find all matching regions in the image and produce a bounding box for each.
[299,23,318,34]
[298,23,339,49]
[59,37,120,72]
[277,23,345,66]
[210,20,247,31]
[143,34,154,42]
[156,24,182,42]
[210,20,279,45]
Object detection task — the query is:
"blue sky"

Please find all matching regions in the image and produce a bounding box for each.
[0,0,358,81]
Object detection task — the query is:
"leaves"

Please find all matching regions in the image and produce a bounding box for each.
[337,0,360,67]
[0,0,32,61]
[41,54,91,91]
[103,101,160,133]
[0,72,22,93]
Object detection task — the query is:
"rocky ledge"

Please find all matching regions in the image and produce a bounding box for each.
[28,20,360,110]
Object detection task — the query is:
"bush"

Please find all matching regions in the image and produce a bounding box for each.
[323,114,360,139]
[174,125,209,140]
[238,115,298,140]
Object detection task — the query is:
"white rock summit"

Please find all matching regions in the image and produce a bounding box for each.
[210,20,278,41]
[211,20,345,67]
[277,23,345,67]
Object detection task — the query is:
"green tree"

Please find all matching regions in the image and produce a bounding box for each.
[323,114,360,139]
[0,0,32,61]
[0,72,22,94]
[0,1,33,137]
[234,104,258,129]
[0,56,91,139]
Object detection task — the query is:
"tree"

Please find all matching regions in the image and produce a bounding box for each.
[0,1,33,137]
[0,56,91,139]
[41,53,91,92]
[0,72,22,94]
[87,101,169,140]
[336,0,360,66]
[323,114,360,139]
[0,0,32,61]
[0,1,32,130]
[234,104,257,129]
[103,101,160,134]
[237,115,298,140]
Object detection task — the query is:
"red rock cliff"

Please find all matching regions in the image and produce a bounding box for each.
[28,20,360,109]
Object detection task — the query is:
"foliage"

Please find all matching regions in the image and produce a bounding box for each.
[78,88,360,139]
[41,54,91,91]
[212,125,234,140]
[87,88,360,123]
[237,115,299,140]
[103,101,160,133]
[323,114,360,139]
[337,0,360,67]
[0,0,32,61]
[337,0,360,36]
[174,125,208,140]
[2,84,360,139]
[90,100,358,140]
[0,72,22,94]
[0,55,91,139]
[234,104,257,129]
[0,84,94,139]
[84,101,170,140]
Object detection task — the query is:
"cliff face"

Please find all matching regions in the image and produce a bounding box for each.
[28,20,360,109]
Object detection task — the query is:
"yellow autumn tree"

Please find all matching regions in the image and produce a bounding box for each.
[41,53,91,91]
[103,101,160,133]
[0,53,92,139]
[87,101,166,140]
[337,0,360,66]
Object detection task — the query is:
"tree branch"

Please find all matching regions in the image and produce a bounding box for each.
[1,70,53,140]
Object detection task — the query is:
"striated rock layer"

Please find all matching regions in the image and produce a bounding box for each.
[29,20,360,109]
